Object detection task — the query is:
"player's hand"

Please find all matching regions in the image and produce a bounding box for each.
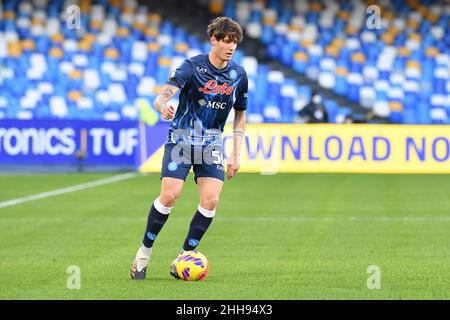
[160,106,175,120]
[226,153,240,180]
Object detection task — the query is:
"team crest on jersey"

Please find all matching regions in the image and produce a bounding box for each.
[230,69,237,79]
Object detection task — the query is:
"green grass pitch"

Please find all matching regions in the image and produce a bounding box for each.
[0,173,449,300]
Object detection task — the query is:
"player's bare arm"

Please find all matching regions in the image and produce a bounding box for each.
[227,110,246,180]
[154,84,179,120]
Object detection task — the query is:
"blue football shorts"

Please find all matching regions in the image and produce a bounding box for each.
[161,143,225,183]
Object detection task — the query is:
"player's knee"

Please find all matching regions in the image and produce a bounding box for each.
[200,195,220,211]
[159,192,179,207]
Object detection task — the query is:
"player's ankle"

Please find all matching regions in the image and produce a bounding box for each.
[139,244,152,258]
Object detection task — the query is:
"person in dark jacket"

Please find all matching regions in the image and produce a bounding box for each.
[299,91,328,123]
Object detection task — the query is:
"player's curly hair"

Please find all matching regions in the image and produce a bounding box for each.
[207,16,243,43]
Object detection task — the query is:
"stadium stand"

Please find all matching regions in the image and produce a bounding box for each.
[0,0,448,124]
[0,0,325,123]
[149,0,377,123]
[213,0,450,124]
[1,0,174,121]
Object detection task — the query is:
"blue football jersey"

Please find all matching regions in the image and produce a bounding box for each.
[166,54,248,146]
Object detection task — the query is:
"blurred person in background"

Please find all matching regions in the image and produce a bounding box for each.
[343,115,354,124]
[298,91,328,123]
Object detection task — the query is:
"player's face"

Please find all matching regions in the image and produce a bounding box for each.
[211,36,238,62]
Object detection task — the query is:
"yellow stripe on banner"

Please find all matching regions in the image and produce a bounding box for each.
[231,124,450,174]
[139,144,166,173]
[138,124,450,174]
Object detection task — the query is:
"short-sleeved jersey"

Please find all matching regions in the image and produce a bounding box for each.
[166,54,248,146]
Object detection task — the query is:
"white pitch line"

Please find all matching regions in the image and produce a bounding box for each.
[86,216,450,222]
[1,215,449,223]
[0,172,139,209]
[212,216,450,222]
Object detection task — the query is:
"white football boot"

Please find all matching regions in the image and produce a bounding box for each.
[130,246,152,280]
[170,249,186,279]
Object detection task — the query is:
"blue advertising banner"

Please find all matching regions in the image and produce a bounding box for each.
[0,119,139,167]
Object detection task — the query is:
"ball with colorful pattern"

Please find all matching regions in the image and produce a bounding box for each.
[175,250,209,281]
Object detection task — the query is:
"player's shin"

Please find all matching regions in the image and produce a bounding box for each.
[142,197,173,248]
[182,205,215,251]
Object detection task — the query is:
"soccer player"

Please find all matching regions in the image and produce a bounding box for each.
[131,17,247,280]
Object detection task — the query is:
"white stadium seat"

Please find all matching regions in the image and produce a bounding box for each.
[373,100,390,117]
[50,96,68,118]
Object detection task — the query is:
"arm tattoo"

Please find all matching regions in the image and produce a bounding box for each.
[155,85,178,112]
[161,86,176,100]
[160,85,177,100]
